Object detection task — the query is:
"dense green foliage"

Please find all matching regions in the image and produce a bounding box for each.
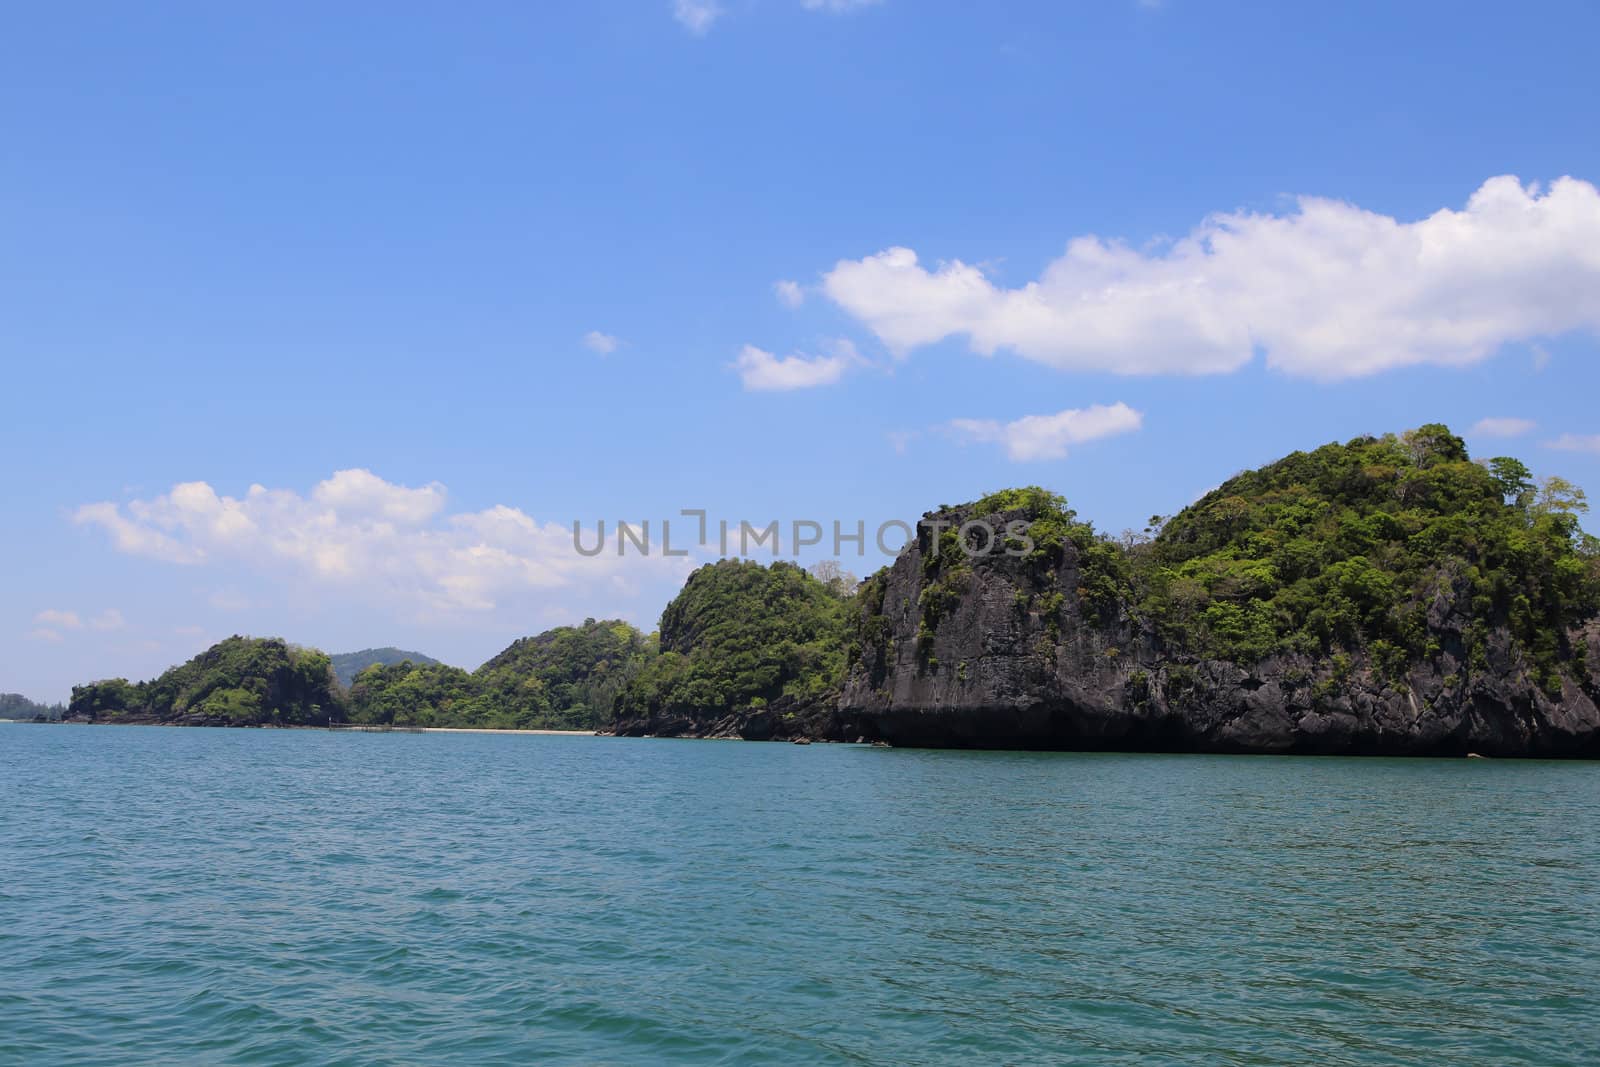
[330,647,441,689]
[68,637,341,725]
[346,619,653,729]
[0,692,64,720]
[476,620,655,728]
[952,427,1600,691]
[343,662,479,727]
[616,560,852,719]
[1144,427,1600,681]
[59,427,1600,730]
[966,486,1134,623]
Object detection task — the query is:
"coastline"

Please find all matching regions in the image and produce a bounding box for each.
[410,727,599,737]
[38,720,604,736]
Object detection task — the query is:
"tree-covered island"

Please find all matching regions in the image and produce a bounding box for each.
[63,426,1600,756]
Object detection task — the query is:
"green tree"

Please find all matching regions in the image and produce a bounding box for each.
[1487,457,1534,508]
[615,560,854,723]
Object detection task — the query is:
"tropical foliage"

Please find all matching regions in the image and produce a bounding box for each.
[346,619,654,729]
[615,560,853,719]
[948,426,1599,692]
[1147,427,1598,684]
[68,636,340,725]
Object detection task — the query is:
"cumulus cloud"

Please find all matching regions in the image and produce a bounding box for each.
[27,607,122,637]
[820,176,1600,381]
[774,280,805,308]
[583,330,621,355]
[313,469,446,524]
[673,0,721,34]
[1471,417,1537,438]
[74,471,694,616]
[72,501,199,563]
[1546,433,1600,454]
[733,340,857,391]
[947,402,1143,461]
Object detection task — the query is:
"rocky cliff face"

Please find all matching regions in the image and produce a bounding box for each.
[834,505,1600,757]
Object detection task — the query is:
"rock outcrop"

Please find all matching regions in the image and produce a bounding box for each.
[833,504,1600,757]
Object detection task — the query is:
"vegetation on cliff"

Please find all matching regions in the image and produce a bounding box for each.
[69,637,340,725]
[614,560,853,723]
[59,425,1600,744]
[1144,425,1599,687]
[346,619,653,729]
[887,425,1600,697]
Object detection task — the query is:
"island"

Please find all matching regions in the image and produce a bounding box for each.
[63,425,1600,757]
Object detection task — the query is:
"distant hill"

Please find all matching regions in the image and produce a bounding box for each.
[330,648,441,689]
[0,692,64,721]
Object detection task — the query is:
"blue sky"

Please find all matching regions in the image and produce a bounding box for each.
[5,0,1600,701]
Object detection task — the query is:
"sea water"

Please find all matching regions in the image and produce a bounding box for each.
[2,725,1597,1065]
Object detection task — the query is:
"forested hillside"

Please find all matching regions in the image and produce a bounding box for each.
[346,619,654,729]
[611,560,854,736]
[68,637,340,726]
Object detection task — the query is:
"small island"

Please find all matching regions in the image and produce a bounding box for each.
[62,425,1600,757]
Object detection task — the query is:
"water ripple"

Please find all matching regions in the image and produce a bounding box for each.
[2,726,1599,1064]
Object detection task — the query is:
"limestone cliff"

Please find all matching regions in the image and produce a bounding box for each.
[837,503,1600,756]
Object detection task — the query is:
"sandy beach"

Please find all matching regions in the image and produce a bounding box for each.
[413,727,599,736]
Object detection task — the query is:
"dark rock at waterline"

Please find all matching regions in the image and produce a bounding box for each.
[609,694,875,744]
[612,499,1600,758]
[829,506,1600,757]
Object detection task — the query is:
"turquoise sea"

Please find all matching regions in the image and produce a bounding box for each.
[2,725,1598,1065]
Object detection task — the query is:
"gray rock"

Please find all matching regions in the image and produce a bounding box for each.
[829,506,1600,757]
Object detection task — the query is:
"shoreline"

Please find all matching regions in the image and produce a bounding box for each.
[410,727,599,736]
[34,720,604,736]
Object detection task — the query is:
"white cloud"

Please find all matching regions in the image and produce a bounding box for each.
[72,502,199,563]
[820,176,1600,381]
[34,609,83,630]
[680,0,877,34]
[733,340,856,391]
[673,0,721,34]
[947,402,1143,461]
[886,430,918,455]
[74,471,694,617]
[27,628,64,643]
[1471,417,1537,438]
[312,468,446,524]
[90,609,125,631]
[800,0,883,10]
[774,280,805,308]
[1546,433,1600,454]
[583,330,621,355]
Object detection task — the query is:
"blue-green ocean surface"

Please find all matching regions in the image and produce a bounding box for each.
[2,725,1598,1065]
